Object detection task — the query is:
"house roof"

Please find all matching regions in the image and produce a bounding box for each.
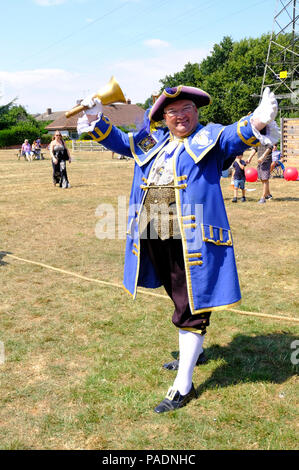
[35,111,65,122]
[45,103,145,131]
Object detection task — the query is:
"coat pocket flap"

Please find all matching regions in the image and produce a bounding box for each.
[201,224,232,246]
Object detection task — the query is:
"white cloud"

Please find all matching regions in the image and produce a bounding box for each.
[0,45,210,113]
[0,69,88,112]
[143,39,170,48]
[112,46,210,103]
[0,69,74,87]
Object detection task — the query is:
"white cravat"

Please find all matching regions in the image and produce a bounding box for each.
[147,139,180,185]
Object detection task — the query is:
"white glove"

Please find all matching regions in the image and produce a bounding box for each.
[77,94,103,134]
[252,87,278,126]
[81,94,103,116]
[251,120,281,146]
[77,114,100,135]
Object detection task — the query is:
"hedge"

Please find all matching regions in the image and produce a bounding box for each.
[0,122,50,147]
[41,134,53,145]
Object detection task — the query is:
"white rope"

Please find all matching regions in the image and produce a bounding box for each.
[4,252,299,324]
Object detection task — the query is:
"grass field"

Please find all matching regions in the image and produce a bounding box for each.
[0,148,298,450]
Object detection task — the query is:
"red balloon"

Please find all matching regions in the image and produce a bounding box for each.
[245,167,258,182]
[284,167,298,181]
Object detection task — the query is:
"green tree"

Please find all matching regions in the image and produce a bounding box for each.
[160,62,199,89]
[197,35,271,124]
[0,101,51,147]
[197,36,234,77]
[149,33,295,125]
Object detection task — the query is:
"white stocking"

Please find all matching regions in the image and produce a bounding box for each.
[173,329,204,395]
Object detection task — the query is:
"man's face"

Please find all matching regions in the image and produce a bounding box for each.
[163,99,198,138]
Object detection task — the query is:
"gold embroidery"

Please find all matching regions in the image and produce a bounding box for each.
[129,133,169,167]
[91,120,113,142]
[187,253,202,258]
[201,224,233,246]
[184,128,225,163]
[140,183,187,190]
[237,118,260,147]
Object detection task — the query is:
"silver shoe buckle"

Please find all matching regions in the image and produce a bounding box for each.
[166,387,178,401]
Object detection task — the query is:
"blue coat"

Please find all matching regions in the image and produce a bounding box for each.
[89,113,260,314]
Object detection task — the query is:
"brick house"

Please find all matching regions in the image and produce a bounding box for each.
[44,101,145,139]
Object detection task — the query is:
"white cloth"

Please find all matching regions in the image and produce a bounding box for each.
[251,86,280,146]
[173,329,204,395]
[250,119,280,146]
[77,96,103,135]
[272,150,281,162]
[147,139,180,185]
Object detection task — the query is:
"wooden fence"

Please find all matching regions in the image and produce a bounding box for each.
[71,140,105,152]
[281,118,299,160]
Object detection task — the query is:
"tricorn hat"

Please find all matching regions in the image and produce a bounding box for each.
[149,85,211,122]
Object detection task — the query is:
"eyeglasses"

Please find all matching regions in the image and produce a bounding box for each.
[164,104,195,117]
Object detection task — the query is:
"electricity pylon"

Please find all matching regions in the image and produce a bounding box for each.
[260,0,298,112]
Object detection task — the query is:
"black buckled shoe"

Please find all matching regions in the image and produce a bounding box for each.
[154,383,198,413]
[163,351,207,370]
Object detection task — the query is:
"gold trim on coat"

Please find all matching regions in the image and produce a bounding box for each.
[128,132,169,167]
[183,128,225,164]
[237,118,260,147]
[91,116,113,142]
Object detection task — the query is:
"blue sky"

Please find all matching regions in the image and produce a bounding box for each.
[1,0,277,113]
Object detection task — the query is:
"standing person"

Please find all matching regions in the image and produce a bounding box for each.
[49,131,71,188]
[232,155,247,202]
[246,144,273,203]
[77,86,279,413]
[20,139,33,161]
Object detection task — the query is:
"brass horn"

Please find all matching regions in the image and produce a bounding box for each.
[65,76,126,118]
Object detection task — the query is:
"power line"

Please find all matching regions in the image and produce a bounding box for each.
[43,0,222,72]
[4,0,279,109]
[260,0,298,110]
[11,1,133,69]
[177,0,274,41]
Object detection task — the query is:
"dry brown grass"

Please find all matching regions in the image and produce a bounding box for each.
[0,148,298,450]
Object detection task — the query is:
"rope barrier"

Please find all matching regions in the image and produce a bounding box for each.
[4,252,299,324]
